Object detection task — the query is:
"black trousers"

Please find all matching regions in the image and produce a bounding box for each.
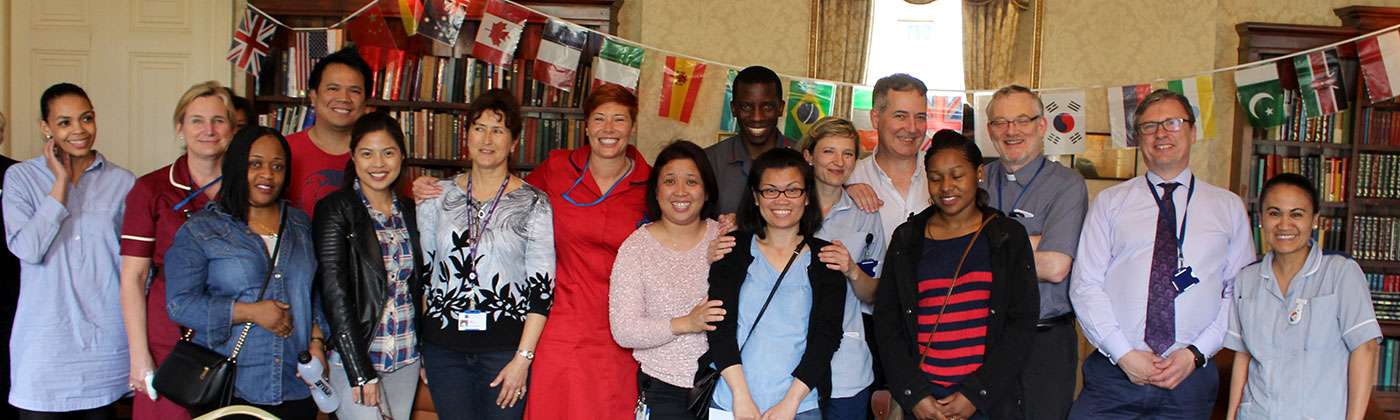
[639,370,696,420]
[1020,320,1078,420]
[16,404,115,420]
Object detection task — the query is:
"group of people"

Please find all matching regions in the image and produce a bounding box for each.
[0,46,1385,420]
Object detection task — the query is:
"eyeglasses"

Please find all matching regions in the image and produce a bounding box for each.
[1135,118,1193,135]
[988,115,1042,131]
[757,187,806,199]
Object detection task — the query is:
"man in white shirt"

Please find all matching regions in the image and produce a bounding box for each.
[1068,89,1255,419]
[847,74,931,245]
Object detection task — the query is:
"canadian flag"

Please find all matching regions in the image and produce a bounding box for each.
[471,0,531,67]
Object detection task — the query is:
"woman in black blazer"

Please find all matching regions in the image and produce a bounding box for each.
[872,130,1039,420]
[314,112,425,420]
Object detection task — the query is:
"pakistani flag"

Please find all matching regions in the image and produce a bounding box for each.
[784,80,835,139]
[1293,49,1348,118]
[1234,64,1286,127]
[592,38,645,92]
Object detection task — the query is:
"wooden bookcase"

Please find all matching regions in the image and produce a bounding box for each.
[1234,7,1400,418]
[243,0,619,179]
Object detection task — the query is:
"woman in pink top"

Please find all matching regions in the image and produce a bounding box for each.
[610,141,728,419]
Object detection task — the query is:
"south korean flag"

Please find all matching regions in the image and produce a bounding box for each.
[1041,91,1086,155]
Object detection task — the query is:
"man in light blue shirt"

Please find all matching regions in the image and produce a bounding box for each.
[1068,89,1255,419]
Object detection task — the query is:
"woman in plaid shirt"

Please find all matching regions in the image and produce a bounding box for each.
[314,112,426,420]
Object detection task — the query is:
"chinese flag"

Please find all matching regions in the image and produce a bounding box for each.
[346,4,398,49]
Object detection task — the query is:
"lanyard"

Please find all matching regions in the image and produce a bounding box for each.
[996,158,1046,214]
[562,156,633,207]
[464,173,511,288]
[1146,175,1195,264]
[173,176,221,212]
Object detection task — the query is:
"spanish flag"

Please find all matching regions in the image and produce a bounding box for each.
[659,56,707,123]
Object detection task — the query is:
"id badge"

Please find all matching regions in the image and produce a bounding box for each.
[857,258,878,277]
[1171,266,1200,295]
[457,310,488,331]
[1288,298,1308,325]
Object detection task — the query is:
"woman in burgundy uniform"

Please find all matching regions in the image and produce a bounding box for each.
[522,83,652,419]
[118,81,233,419]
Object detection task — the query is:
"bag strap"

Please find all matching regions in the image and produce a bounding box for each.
[917,214,996,368]
[738,240,806,353]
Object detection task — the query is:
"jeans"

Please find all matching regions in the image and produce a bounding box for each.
[821,386,871,420]
[327,353,419,420]
[421,341,526,420]
[639,370,694,420]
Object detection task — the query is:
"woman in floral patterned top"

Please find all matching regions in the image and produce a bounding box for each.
[416,89,555,420]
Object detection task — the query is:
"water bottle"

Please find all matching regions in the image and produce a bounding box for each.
[297,351,340,413]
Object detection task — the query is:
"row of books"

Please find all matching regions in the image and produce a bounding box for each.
[514,115,586,166]
[1369,274,1400,293]
[1248,215,1343,256]
[1249,154,1349,202]
[1353,216,1400,262]
[1357,153,1400,198]
[258,50,594,111]
[258,106,315,136]
[1257,92,1348,143]
[1380,338,1400,387]
[1360,106,1400,146]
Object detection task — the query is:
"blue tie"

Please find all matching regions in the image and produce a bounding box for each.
[1146,182,1180,355]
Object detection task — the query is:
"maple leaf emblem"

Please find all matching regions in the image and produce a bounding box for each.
[489,21,509,46]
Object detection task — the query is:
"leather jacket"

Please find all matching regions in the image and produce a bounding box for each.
[313,188,424,386]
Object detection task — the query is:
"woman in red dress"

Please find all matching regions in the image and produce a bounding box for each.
[522,84,652,419]
[118,81,234,419]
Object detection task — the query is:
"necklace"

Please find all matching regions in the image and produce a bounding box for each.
[249,209,281,237]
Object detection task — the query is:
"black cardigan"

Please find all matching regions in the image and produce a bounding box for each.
[705,232,847,398]
[313,188,425,386]
[872,206,1039,419]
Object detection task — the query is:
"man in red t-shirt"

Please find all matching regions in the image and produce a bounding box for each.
[284,47,373,216]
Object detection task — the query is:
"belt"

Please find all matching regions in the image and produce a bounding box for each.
[1036,313,1074,330]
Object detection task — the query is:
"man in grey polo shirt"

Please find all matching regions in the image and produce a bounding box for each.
[980,85,1088,420]
[705,66,797,216]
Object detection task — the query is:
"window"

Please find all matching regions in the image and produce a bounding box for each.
[863,0,964,91]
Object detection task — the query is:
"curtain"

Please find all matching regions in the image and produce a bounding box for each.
[809,0,874,117]
[963,0,1031,90]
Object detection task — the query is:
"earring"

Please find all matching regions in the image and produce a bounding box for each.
[179,136,185,141]
[1313,225,1319,230]
[46,135,52,139]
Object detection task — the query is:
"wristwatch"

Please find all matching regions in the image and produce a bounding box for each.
[1187,345,1206,369]
[517,349,535,360]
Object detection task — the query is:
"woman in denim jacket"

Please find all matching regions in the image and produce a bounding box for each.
[165,126,326,419]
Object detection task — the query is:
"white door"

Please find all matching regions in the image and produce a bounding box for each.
[8,0,234,175]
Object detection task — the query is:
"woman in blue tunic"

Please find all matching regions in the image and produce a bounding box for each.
[1224,173,1381,420]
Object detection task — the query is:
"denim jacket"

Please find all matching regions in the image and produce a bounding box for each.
[164,201,323,405]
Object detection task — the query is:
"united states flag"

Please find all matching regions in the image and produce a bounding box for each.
[227,9,276,76]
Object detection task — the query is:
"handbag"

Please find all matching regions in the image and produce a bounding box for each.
[154,208,286,410]
[687,241,806,420]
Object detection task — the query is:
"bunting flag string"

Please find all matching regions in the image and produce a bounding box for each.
[241,0,1400,95]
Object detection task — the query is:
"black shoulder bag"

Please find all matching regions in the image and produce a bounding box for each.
[687,241,806,420]
[154,209,286,410]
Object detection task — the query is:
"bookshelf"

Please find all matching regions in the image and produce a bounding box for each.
[1236,7,1400,418]
[243,0,618,179]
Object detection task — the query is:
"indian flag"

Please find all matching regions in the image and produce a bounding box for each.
[592,38,645,92]
[1358,31,1400,101]
[658,56,707,123]
[852,87,876,152]
[1167,75,1215,140]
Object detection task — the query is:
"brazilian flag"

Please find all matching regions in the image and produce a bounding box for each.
[785,80,835,139]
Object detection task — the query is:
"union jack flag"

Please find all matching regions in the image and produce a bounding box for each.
[227,9,276,76]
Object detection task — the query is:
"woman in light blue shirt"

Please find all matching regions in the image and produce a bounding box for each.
[2,83,134,418]
[706,148,846,420]
[798,117,884,420]
[1225,173,1381,420]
